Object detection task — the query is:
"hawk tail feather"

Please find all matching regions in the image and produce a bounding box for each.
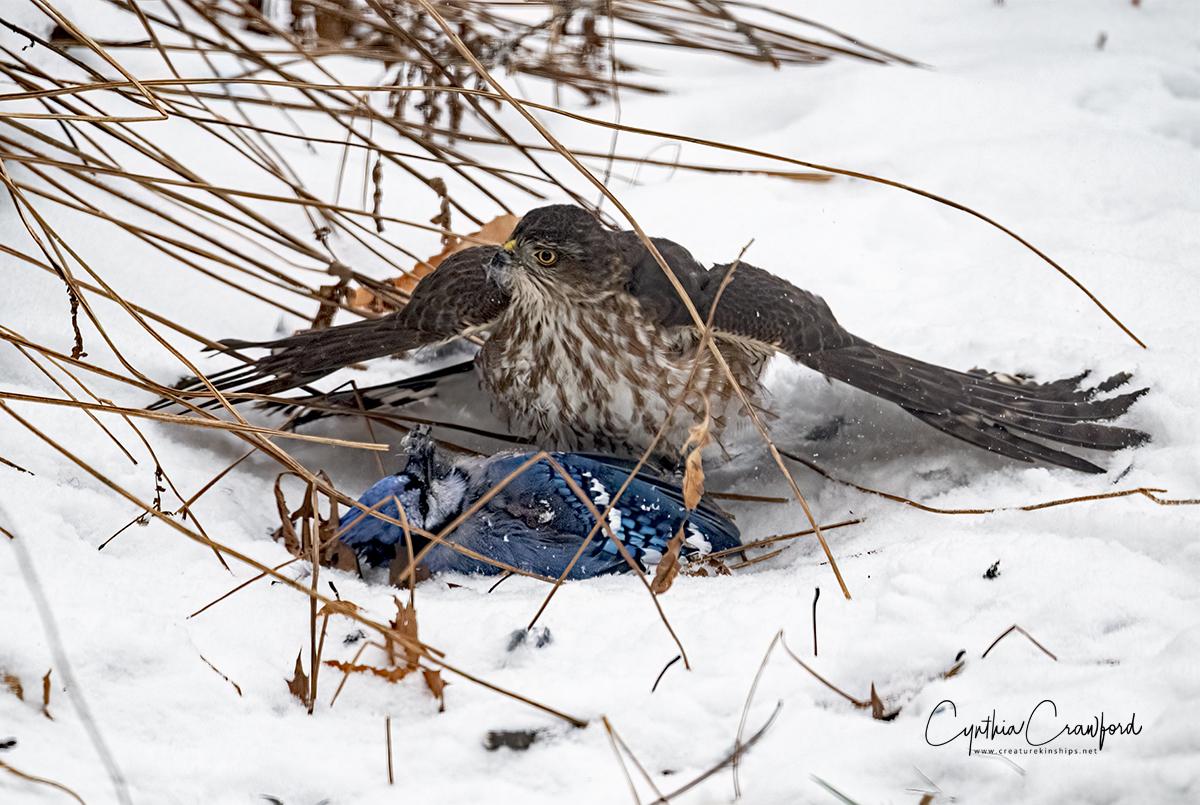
[807,343,1147,473]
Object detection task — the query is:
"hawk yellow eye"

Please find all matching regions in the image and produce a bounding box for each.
[533,249,557,266]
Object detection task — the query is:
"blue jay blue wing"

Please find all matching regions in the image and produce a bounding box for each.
[335,450,741,581]
[336,475,417,568]
[152,246,509,407]
[468,454,741,580]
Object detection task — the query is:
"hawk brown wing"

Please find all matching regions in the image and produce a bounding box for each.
[156,245,508,404]
[621,239,1147,473]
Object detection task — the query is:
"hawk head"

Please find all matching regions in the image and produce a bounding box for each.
[487,205,626,295]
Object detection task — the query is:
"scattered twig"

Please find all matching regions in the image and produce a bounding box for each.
[0,758,87,805]
[780,450,1199,513]
[603,717,645,805]
[199,654,242,697]
[655,700,783,804]
[733,631,781,797]
[812,587,820,657]
[386,716,394,785]
[651,655,683,693]
[982,625,1058,661]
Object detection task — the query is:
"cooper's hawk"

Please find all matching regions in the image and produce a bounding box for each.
[176,204,1147,473]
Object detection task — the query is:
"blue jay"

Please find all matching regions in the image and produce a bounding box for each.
[336,429,741,580]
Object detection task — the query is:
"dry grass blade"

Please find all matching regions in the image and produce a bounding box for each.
[982,625,1058,661]
[199,653,243,696]
[2,6,1144,789]
[192,0,909,111]
[704,518,862,559]
[733,630,780,796]
[0,390,389,451]
[603,716,650,805]
[779,449,1199,513]
[1,499,133,805]
[386,716,394,784]
[1,0,168,122]
[778,632,870,707]
[539,454,695,667]
[0,759,87,805]
[441,86,1148,347]
[658,700,783,804]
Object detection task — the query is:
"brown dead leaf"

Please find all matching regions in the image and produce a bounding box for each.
[868,682,900,721]
[323,537,360,572]
[349,286,381,311]
[2,671,22,701]
[943,650,967,679]
[387,597,421,671]
[384,265,435,298]
[309,281,351,332]
[423,668,446,711]
[680,557,733,577]
[315,473,357,571]
[683,449,706,512]
[399,213,521,292]
[682,409,712,511]
[273,474,302,556]
[870,682,883,720]
[317,600,360,619]
[389,551,432,588]
[287,652,311,708]
[40,670,50,720]
[351,213,521,308]
[650,532,685,595]
[429,177,452,246]
[471,214,522,247]
[324,659,413,684]
[308,0,353,42]
[273,473,357,571]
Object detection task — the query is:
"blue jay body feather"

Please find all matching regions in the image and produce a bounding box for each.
[336,431,740,580]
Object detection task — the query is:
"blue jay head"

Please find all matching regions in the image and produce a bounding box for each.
[338,427,469,567]
[397,426,468,531]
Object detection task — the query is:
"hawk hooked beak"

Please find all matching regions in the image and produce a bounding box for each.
[485,244,514,288]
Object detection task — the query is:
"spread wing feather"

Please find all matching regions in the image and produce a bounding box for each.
[625,246,1147,472]
[155,221,1147,474]
[153,246,507,406]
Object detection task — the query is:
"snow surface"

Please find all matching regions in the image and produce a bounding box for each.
[2,1,1199,803]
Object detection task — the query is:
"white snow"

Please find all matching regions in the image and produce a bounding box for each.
[2,1,1199,804]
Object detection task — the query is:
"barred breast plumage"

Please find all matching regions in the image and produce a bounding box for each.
[477,274,769,461]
